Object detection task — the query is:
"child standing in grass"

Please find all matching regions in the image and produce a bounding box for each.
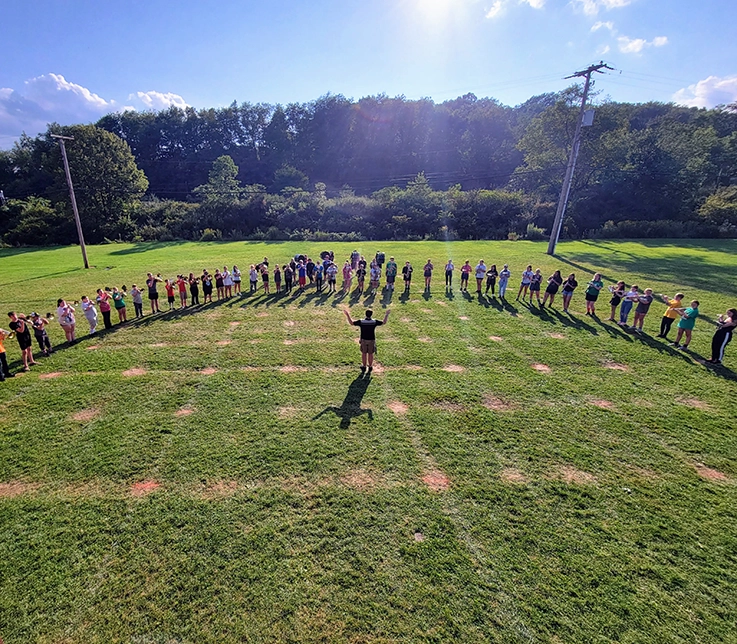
[517,265,533,301]
[232,265,242,294]
[176,275,188,308]
[131,284,144,317]
[356,263,366,293]
[474,260,487,293]
[201,271,213,303]
[607,281,625,321]
[657,293,684,339]
[541,270,563,307]
[671,301,699,350]
[460,260,471,291]
[326,262,338,293]
[618,285,639,326]
[249,265,259,292]
[8,312,38,371]
[146,273,163,314]
[113,287,127,322]
[164,280,176,310]
[631,288,654,333]
[402,262,413,291]
[261,266,270,294]
[0,327,12,380]
[81,296,98,334]
[584,273,604,316]
[97,288,113,329]
[342,261,353,294]
[370,262,381,294]
[215,269,224,300]
[561,273,578,313]
[188,274,200,305]
[528,269,543,305]
[30,313,52,356]
[498,265,511,298]
[485,264,498,296]
[707,308,736,365]
[445,259,454,287]
[274,265,282,293]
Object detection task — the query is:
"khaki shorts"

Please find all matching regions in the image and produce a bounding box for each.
[360,339,376,354]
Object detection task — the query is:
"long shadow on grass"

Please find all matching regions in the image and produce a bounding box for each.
[313,374,373,429]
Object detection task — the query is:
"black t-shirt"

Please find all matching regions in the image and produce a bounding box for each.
[353,318,383,341]
[9,320,31,343]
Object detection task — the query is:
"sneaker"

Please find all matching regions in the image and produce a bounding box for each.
[675,345,684,350]
[360,365,366,373]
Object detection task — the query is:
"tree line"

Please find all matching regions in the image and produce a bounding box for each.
[1,89,736,245]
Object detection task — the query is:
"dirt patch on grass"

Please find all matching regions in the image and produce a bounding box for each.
[283,339,298,345]
[405,365,423,371]
[489,335,503,342]
[130,480,162,497]
[340,469,382,491]
[677,398,713,411]
[602,360,629,371]
[200,367,218,375]
[284,320,296,327]
[423,469,451,492]
[400,317,411,323]
[216,340,232,346]
[151,342,168,348]
[500,468,529,484]
[458,316,470,321]
[590,399,614,409]
[71,408,101,422]
[388,401,409,415]
[241,366,261,372]
[229,321,241,327]
[435,301,447,306]
[174,407,195,417]
[122,367,147,377]
[532,363,551,373]
[483,394,516,411]
[442,364,465,373]
[418,337,432,343]
[198,480,240,499]
[38,371,64,379]
[86,344,100,351]
[421,308,433,314]
[557,466,597,485]
[255,312,269,318]
[370,363,385,374]
[548,333,566,339]
[249,339,262,344]
[277,406,300,418]
[280,365,306,373]
[414,531,425,542]
[626,464,662,481]
[693,463,729,482]
[0,481,42,498]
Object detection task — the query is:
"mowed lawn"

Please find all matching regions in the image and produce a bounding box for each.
[0,239,736,643]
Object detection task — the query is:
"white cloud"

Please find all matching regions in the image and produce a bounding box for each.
[591,20,615,32]
[0,74,189,144]
[486,0,506,18]
[130,91,189,111]
[574,0,632,16]
[673,75,737,109]
[617,34,668,54]
[597,44,611,54]
[520,0,545,8]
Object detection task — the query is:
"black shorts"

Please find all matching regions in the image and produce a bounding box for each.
[17,335,32,351]
[168,295,175,303]
[546,285,559,295]
[148,292,159,300]
[529,283,541,292]
[585,293,598,302]
[386,274,396,283]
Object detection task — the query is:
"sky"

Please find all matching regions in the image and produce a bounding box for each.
[1,0,736,148]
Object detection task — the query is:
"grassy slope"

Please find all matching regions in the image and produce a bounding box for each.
[0,240,735,643]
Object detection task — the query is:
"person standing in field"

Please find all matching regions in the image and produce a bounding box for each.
[584,273,604,316]
[249,265,259,293]
[474,260,487,293]
[517,265,534,301]
[657,293,685,339]
[214,269,224,300]
[402,262,413,292]
[274,265,282,293]
[146,273,163,313]
[607,281,625,322]
[201,271,213,303]
[485,264,498,296]
[8,313,38,371]
[342,261,353,294]
[131,284,145,317]
[222,266,233,298]
[326,262,338,293]
[631,288,654,333]
[707,308,736,365]
[356,262,366,293]
[369,261,381,295]
[498,265,511,298]
[0,327,13,380]
[96,288,113,329]
[176,275,188,308]
[344,308,390,374]
[618,285,639,326]
[423,259,434,291]
[460,260,471,292]
[314,263,323,292]
[188,274,200,306]
[528,269,543,305]
[261,265,270,295]
[164,279,176,310]
[560,273,578,313]
[112,286,127,323]
[30,312,52,356]
[284,264,295,293]
[541,270,563,308]
[297,261,308,292]
[232,265,242,294]
[445,259,454,288]
[81,295,98,334]
[671,300,699,350]
[385,257,398,291]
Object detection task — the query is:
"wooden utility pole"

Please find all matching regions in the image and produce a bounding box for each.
[547,61,613,256]
[51,134,89,269]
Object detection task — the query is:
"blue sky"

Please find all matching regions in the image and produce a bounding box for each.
[2,0,736,148]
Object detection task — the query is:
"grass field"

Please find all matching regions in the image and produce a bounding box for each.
[1,239,736,643]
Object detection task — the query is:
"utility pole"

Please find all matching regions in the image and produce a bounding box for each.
[547,61,613,256]
[51,134,89,269]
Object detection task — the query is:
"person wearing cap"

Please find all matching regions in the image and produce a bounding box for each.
[30,312,52,356]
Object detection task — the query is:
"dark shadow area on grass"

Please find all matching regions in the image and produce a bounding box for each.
[107,241,190,256]
[312,374,374,429]
[298,290,331,308]
[399,289,411,305]
[381,288,394,307]
[500,297,519,317]
[422,290,433,301]
[444,287,455,302]
[0,267,85,289]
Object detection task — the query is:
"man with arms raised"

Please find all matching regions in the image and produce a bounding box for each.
[344,308,390,374]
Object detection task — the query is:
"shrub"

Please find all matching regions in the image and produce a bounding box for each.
[507,232,520,241]
[525,223,547,240]
[199,228,222,242]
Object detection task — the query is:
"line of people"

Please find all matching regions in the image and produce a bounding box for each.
[1,252,735,379]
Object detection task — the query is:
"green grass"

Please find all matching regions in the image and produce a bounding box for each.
[1,239,736,643]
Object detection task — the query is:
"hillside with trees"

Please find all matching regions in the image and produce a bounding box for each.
[1,89,736,245]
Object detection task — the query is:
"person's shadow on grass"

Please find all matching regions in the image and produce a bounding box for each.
[313,375,373,429]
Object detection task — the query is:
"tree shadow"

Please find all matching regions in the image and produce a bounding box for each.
[0,267,85,288]
[312,374,374,429]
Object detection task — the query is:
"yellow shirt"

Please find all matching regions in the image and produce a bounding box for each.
[0,332,6,354]
[664,299,682,319]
